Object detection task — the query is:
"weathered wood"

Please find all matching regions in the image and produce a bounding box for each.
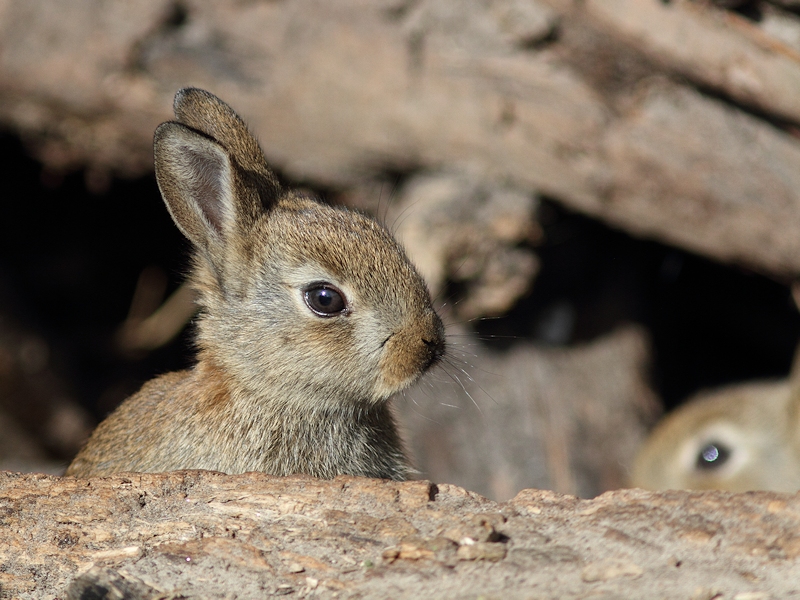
[585,0,800,123]
[3,1,800,278]
[0,470,798,598]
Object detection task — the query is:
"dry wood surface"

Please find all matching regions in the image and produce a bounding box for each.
[0,470,798,599]
[2,0,800,277]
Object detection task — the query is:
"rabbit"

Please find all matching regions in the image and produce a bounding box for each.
[65,88,445,480]
[630,376,800,492]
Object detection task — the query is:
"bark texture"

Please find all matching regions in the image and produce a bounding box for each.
[0,470,798,599]
[2,0,800,278]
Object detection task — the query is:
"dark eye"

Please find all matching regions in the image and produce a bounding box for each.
[695,441,731,471]
[303,284,347,317]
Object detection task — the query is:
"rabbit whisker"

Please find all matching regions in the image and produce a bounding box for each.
[438,360,483,414]
[388,194,426,236]
[443,355,499,407]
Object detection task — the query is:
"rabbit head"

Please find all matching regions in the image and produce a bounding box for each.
[631,380,800,492]
[154,88,445,411]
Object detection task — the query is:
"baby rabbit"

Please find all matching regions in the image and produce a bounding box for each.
[631,378,800,492]
[66,88,445,480]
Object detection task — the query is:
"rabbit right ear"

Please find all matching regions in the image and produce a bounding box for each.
[154,121,240,254]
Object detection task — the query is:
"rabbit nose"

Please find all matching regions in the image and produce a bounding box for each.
[421,336,445,371]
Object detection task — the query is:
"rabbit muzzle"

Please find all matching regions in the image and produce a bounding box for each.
[376,310,445,396]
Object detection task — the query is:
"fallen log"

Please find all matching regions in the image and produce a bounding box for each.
[3,1,800,278]
[0,470,798,598]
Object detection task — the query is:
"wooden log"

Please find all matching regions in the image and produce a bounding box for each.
[584,0,800,124]
[3,1,800,278]
[0,470,798,598]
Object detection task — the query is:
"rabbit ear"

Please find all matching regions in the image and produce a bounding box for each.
[153,121,239,253]
[171,87,278,185]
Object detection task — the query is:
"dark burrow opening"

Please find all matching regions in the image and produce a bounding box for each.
[2,132,798,461]
[476,198,800,408]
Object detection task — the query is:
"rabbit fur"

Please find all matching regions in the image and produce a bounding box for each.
[66,88,445,480]
[631,376,800,492]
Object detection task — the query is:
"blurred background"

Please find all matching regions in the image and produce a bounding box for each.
[2,0,800,499]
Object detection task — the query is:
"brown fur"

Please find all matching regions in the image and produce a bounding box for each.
[66,88,445,480]
[631,378,800,492]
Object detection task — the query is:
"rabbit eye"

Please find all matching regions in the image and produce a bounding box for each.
[303,284,347,317]
[695,441,731,471]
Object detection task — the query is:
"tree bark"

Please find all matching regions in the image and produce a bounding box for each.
[0,470,797,599]
[2,0,800,277]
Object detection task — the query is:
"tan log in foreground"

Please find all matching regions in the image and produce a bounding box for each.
[0,470,798,598]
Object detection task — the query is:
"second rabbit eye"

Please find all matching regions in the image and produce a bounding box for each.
[695,441,731,471]
[303,284,348,317]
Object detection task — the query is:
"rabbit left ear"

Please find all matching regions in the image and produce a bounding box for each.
[154,121,237,253]
[172,88,280,187]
